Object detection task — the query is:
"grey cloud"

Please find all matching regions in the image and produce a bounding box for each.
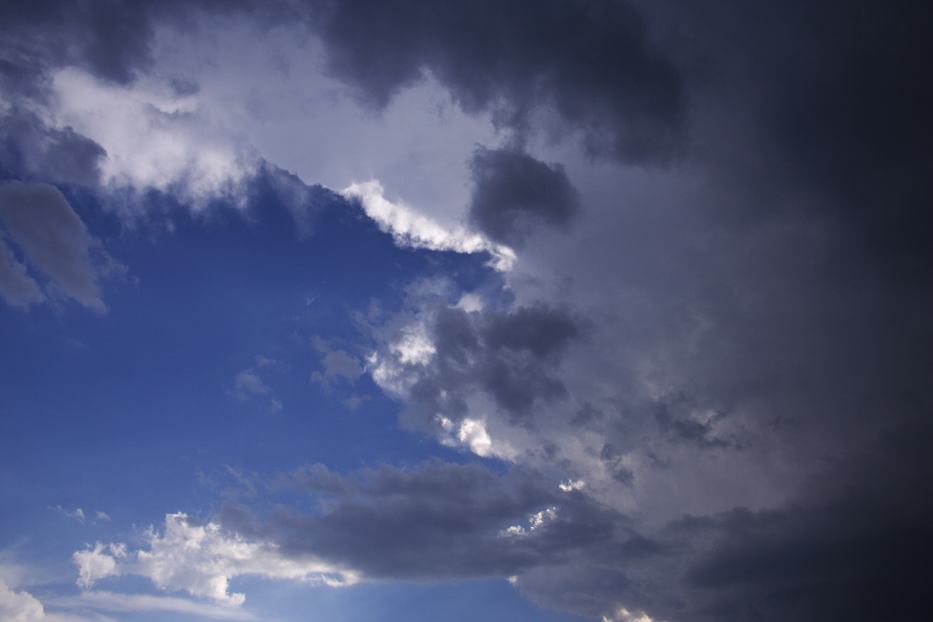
[667,424,933,622]
[469,146,579,246]
[0,182,117,311]
[0,235,43,309]
[399,304,582,429]
[307,0,685,163]
[237,461,642,585]
[310,338,363,390]
[0,1,299,91]
[0,110,105,186]
[0,0,157,89]
[230,363,283,414]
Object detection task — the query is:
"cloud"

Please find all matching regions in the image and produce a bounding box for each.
[370,302,581,439]
[230,361,283,414]
[0,235,44,308]
[307,0,684,163]
[255,461,632,585]
[311,338,363,390]
[0,110,104,185]
[73,513,357,606]
[44,68,260,212]
[0,579,44,622]
[49,591,259,621]
[342,180,515,271]
[52,507,86,524]
[469,147,579,246]
[0,181,119,311]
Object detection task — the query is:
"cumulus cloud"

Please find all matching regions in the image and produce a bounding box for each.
[73,513,357,606]
[0,579,44,622]
[0,181,120,311]
[44,68,260,212]
[230,359,283,414]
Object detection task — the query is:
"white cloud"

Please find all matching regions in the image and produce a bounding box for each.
[73,513,358,606]
[74,543,124,589]
[602,607,658,622]
[342,180,516,271]
[558,479,586,493]
[499,506,558,538]
[0,579,44,622]
[53,507,86,524]
[45,68,259,213]
[437,415,518,461]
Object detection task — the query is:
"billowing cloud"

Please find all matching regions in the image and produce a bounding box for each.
[45,68,260,212]
[307,0,684,162]
[73,512,357,606]
[0,579,44,622]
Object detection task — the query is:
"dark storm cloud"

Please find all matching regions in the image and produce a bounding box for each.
[307,0,685,163]
[0,0,157,88]
[468,147,579,246]
[642,0,933,274]
[666,420,933,622]
[0,0,302,90]
[237,461,648,584]
[400,304,581,428]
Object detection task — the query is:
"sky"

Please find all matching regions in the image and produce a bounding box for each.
[0,1,931,621]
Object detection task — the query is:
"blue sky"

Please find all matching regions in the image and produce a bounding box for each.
[0,183,581,621]
[1,2,932,622]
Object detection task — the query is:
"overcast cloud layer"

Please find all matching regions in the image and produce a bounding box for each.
[1,2,931,622]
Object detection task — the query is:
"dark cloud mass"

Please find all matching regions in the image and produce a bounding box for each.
[307,0,685,163]
[401,304,582,428]
[1,1,932,621]
[469,147,580,246]
[232,461,650,591]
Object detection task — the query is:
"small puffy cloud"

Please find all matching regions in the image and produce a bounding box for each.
[73,543,124,589]
[73,513,357,606]
[342,180,515,271]
[230,362,282,414]
[0,182,120,311]
[52,506,85,524]
[232,370,270,399]
[311,339,363,390]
